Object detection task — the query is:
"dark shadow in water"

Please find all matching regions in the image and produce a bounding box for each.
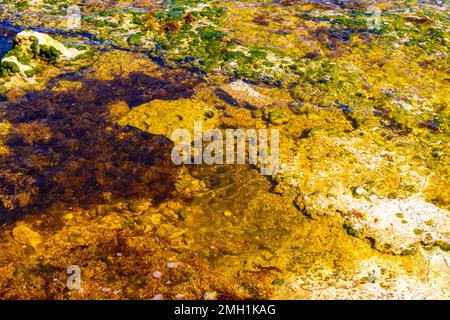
[0,21,21,59]
[0,36,12,59]
[0,67,203,223]
[0,34,13,59]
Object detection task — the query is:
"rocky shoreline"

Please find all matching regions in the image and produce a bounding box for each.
[0,0,448,299]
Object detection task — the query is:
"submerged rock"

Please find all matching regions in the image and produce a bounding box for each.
[12,224,41,250]
[118,98,219,139]
[217,80,274,109]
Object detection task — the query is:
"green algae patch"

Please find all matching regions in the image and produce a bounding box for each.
[0,60,20,76]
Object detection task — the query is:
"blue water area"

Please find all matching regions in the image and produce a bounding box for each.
[0,20,22,58]
[0,35,12,58]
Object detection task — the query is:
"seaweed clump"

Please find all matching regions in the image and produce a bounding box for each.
[0,51,204,214]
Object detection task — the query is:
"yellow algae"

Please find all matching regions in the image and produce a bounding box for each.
[84,50,160,81]
[118,98,220,138]
[51,80,83,93]
[0,120,11,136]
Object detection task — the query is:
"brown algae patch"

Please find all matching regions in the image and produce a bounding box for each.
[0,50,203,213]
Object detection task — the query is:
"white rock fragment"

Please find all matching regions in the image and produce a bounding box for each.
[393,99,413,111]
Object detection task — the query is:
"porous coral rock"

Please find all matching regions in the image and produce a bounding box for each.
[342,197,450,255]
[281,248,450,300]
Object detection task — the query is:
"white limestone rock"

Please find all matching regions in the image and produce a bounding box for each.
[16,30,85,60]
[344,197,450,255]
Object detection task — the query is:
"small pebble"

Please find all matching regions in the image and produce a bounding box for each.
[116,252,122,257]
[203,291,217,300]
[64,213,73,220]
[167,262,179,269]
[223,210,233,217]
[153,271,162,278]
[175,294,185,299]
[355,187,365,195]
[102,288,111,293]
[151,294,163,300]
